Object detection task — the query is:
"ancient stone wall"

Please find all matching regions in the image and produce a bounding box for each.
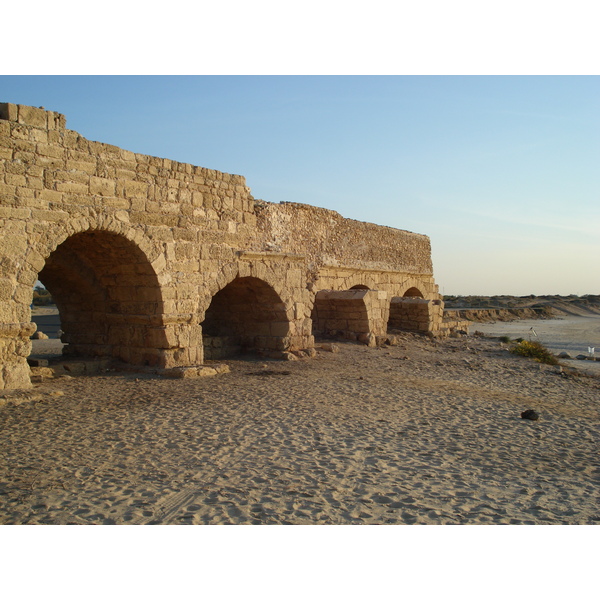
[312,289,390,340]
[388,297,444,334]
[0,103,444,389]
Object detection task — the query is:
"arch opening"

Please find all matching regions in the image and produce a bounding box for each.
[349,284,370,290]
[31,230,167,368]
[403,287,424,298]
[202,276,290,359]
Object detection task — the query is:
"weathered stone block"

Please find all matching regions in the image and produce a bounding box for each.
[16,105,47,128]
[90,176,115,196]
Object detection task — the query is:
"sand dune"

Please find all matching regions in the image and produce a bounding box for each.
[1,331,598,525]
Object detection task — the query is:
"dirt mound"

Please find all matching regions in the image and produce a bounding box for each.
[444,295,600,323]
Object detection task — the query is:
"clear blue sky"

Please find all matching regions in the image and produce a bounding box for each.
[2,75,598,296]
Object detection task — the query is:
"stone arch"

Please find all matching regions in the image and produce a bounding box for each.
[18,217,165,297]
[403,286,424,298]
[341,273,377,291]
[392,277,437,300]
[31,226,169,367]
[200,260,295,320]
[201,274,291,359]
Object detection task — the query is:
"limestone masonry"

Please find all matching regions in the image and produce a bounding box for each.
[0,103,454,389]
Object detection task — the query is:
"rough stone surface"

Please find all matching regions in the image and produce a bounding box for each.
[0,103,444,389]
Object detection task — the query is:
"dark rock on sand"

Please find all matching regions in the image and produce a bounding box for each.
[521,409,539,421]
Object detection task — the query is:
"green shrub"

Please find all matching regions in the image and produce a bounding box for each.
[510,340,558,365]
[499,335,512,343]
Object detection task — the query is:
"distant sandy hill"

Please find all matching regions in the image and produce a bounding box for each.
[443,294,600,322]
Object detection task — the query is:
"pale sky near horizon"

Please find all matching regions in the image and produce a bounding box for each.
[2,75,598,296]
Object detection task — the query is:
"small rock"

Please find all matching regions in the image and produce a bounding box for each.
[197,367,218,377]
[29,366,54,379]
[320,343,339,353]
[32,331,49,340]
[357,333,377,347]
[575,354,588,361]
[521,409,539,421]
[558,351,572,359]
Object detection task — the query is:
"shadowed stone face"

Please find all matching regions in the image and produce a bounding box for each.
[202,277,290,359]
[38,230,167,365]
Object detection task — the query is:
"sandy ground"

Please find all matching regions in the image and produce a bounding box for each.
[1,330,599,525]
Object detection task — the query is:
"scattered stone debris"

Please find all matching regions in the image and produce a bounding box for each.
[29,367,55,383]
[358,333,377,347]
[162,364,230,379]
[319,343,340,353]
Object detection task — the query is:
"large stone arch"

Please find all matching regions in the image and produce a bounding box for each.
[18,217,166,301]
[35,228,169,366]
[2,217,200,388]
[201,267,292,360]
[199,259,296,321]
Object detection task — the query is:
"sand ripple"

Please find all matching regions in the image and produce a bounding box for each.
[1,334,599,524]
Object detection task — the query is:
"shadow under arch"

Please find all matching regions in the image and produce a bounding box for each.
[202,276,290,359]
[36,229,168,366]
[349,284,370,290]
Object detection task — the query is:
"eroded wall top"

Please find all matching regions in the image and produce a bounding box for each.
[257,201,433,274]
[1,102,434,277]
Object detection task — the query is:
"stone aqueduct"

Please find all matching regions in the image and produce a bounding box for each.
[0,103,449,390]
